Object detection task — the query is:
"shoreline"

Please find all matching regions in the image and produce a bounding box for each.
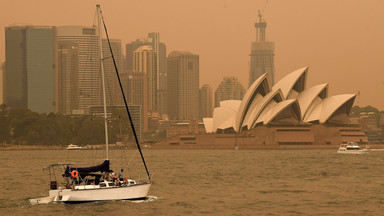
[1,143,384,151]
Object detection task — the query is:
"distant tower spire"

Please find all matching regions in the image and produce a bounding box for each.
[255,10,267,42]
[248,9,275,87]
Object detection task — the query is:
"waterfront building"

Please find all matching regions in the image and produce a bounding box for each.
[167,51,199,120]
[5,25,57,113]
[214,77,245,108]
[199,84,213,119]
[249,11,275,86]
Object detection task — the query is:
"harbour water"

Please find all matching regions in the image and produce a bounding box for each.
[1,149,384,215]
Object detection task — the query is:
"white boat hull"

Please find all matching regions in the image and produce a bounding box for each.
[50,182,151,203]
[337,142,368,154]
[337,150,369,154]
[29,196,55,205]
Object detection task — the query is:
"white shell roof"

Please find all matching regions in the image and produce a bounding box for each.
[235,73,270,132]
[255,100,278,125]
[212,107,237,132]
[304,94,356,123]
[272,67,308,99]
[217,114,236,130]
[219,100,242,112]
[241,93,264,129]
[203,67,356,133]
[249,88,284,128]
[203,118,213,133]
[296,83,328,119]
[262,99,301,124]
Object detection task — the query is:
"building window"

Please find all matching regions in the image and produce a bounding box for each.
[188,62,193,70]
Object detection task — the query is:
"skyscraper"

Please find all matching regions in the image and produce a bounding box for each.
[126,33,167,115]
[148,33,167,116]
[167,51,199,120]
[133,45,157,112]
[57,26,99,114]
[57,42,79,114]
[249,11,275,87]
[199,84,213,119]
[5,25,57,113]
[0,63,4,105]
[123,70,148,131]
[215,77,245,107]
[102,39,123,106]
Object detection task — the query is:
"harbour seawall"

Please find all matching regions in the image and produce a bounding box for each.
[150,124,373,150]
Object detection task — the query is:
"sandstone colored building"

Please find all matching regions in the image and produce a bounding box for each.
[152,67,367,149]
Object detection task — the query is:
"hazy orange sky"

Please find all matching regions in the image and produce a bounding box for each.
[1,0,383,110]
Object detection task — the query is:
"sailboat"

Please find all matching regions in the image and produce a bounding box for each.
[29,4,151,204]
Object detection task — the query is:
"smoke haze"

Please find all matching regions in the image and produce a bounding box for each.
[0,0,383,109]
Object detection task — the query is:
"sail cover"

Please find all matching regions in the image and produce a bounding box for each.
[70,160,110,173]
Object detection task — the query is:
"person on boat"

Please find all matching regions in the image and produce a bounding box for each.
[108,170,114,180]
[63,166,71,188]
[118,169,124,181]
[109,170,119,185]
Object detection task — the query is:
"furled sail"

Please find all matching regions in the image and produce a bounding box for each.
[70,160,110,173]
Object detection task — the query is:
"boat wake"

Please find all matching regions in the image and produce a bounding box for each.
[130,196,157,203]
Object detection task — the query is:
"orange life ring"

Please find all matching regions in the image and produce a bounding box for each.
[71,170,79,178]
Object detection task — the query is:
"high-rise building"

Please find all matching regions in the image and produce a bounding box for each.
[57,26,99,114]
[133,45,157,112]
[148,33,167,116]
[215,77,245,107]
[57,42,79,114]
[0,62,4,105]
[126,38,147,71]
[249,11,275,87]
[126,33,167,115]
[167,51,199,120]
[57,26,122,114]
[102,39,123,106]
[5,25,57,113]
[199,84,213,119]
[123,70,148,131]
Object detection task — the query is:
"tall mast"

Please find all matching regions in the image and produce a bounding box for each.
[100,8,151,180]
[97,4,109,160]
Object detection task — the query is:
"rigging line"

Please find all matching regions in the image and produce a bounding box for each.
[122,144,130,177]
[100,11,151,181]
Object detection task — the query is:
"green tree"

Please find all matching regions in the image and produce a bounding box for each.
[351,105,380,116]
[74,117,105,145]
[9,108,40,145]
[0,104,11,144]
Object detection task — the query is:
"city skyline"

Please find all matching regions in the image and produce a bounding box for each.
[0,0,383,110]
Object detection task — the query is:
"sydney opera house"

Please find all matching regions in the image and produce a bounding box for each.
[153,67,368,149]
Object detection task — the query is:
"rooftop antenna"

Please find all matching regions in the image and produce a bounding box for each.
[255,10,267,42]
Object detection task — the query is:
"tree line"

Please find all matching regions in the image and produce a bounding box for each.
[0,104,381,146]
[0,104,134,146]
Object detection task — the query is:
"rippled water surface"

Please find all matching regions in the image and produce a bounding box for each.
[1,149,384,215]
